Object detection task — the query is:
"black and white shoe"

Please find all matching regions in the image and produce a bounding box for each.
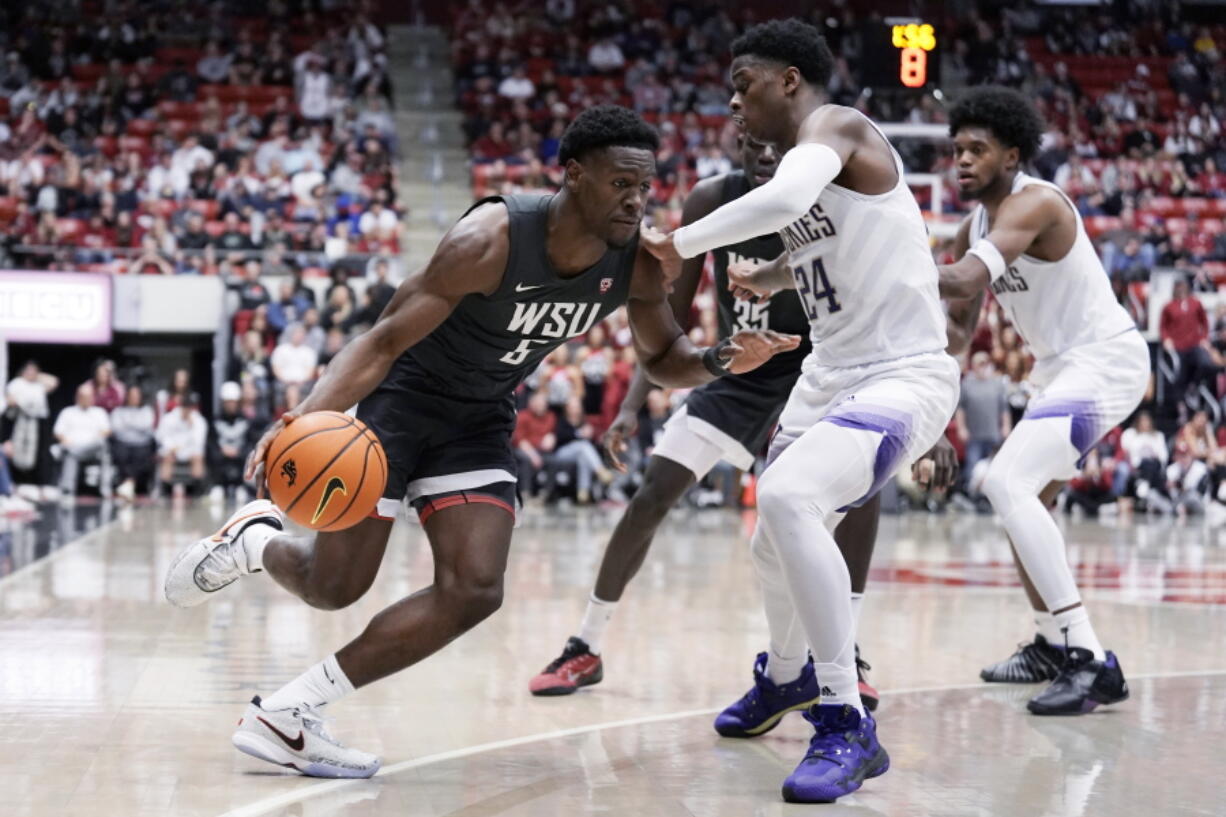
[980,634,1065,683]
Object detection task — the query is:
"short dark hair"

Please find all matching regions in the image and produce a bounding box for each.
[948,85,1045,163]
[731,18,834,87]
[558,105,659,165]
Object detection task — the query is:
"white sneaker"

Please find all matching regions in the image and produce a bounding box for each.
[163,499,284,607]
[115,479,135,502]
[208,485,225,505]
[1,494,36,515]
[232,697,381,779]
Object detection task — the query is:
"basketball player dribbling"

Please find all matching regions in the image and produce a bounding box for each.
[162,106,799,778]
[939,86,1148,715]
[640,19,960,802]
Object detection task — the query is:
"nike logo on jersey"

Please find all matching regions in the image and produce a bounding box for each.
[515,282,545,293]
[310,477,348,525]
[257,716,305,751]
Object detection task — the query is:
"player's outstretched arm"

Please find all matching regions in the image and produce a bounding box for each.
[944,216,984,356]
[244,203,508,481]
[939,186,1061,299]
[639,108,858,268]
[625,248,800,389]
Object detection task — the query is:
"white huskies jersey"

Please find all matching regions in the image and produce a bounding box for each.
[971,172,1134,361]
[778,113,948,368]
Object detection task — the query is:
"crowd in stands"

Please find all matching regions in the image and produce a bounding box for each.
[0,357,269,512]
[453,1,1226,513]
[0,0,401,282]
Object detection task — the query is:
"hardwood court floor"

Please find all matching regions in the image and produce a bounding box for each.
[2,501,1224,817]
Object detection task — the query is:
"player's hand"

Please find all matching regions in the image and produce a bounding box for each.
[913,435,959,490]
[244,409,301,487]
[727,260,776,302]
[722,330,802,375]
[601,409,638,473]
[639,223,683,283]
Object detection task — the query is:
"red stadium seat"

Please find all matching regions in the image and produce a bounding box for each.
[186,199,220,220]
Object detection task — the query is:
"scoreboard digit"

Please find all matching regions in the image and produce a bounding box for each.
[861,20,940,90]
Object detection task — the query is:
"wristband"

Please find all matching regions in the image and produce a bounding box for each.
[967,238,1007,281]
[702,339,733,378]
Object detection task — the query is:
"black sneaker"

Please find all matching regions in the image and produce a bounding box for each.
[980,634,1065,683]
[855,645,879,712]
[1027,648,1129,715]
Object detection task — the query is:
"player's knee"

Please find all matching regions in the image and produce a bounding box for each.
[441,568,505,627]
[304,575,372,611]
[980,461,1014,513]
[627,470,684,525]
[757,467,823,523]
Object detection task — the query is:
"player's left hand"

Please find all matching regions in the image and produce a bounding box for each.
[722,330,802,375]
[639,223,683,283]
[913,435,959,490]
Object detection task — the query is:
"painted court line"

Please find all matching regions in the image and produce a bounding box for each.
[214,668,1226,817]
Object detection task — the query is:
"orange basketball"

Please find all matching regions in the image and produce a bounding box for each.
[264,411,388,532]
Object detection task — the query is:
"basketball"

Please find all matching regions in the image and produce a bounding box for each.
[264,411,387,532]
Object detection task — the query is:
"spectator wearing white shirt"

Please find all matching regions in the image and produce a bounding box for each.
[297,57,332,123]
[1120,411,1168,513]
[587,37,625,73]
[272,325,320,389]
[145,151,190,200]
[358,198,398,241]
[157,393,208,496]
[498,66,536,101]
[171,134,214,182]
[53,383,111,499]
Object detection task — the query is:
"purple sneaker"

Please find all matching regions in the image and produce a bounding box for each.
[781,704,889,803]
[713,652,821,738]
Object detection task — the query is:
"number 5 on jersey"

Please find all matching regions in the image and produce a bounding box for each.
[793,258,841,321]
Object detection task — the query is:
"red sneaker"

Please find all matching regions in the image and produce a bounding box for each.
[856,645,879,712]
[529,637,604,696]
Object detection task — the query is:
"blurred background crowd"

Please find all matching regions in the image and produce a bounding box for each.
[3,0,1226,520]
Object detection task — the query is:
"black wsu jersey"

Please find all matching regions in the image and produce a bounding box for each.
[711,172,810,339]
[357,193,639,509]
[393,194,636,402]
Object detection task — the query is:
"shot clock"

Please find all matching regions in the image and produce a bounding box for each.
[860,19,941,90]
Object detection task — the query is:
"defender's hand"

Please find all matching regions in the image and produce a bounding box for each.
[913,435,959,490]
[727,260,778,302]
[639,223,683,283]
[601,410,638,473]
[722,330,802,375]
[245,410,302,487]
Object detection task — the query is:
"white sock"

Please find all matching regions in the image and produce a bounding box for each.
[850,592,864,635]
[1035,611,1063,644]
[239,523,281,573]
[1054,605,1106,660]
[576,595,617,655]
[261,654,355,711]
[766,648,808,685]
[814,659,865,715]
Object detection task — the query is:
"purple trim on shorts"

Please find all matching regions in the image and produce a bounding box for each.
[821,405,913,510]
[1023,398,1100,456]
